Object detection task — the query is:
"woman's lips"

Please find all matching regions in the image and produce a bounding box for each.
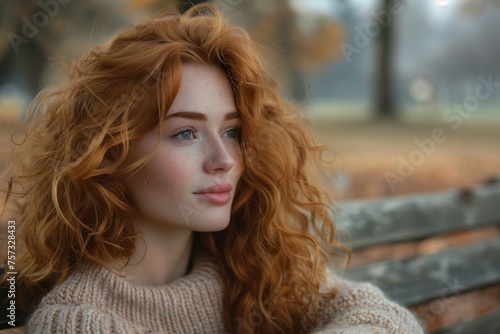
[194,192,231,204]
[194,183,232,204]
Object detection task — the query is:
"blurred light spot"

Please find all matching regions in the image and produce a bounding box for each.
[409,78,434,103]
[437,0,450,7]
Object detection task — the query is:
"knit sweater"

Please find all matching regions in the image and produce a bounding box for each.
[27,250,425,333]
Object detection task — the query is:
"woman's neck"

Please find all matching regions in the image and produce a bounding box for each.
[117,222,194,286]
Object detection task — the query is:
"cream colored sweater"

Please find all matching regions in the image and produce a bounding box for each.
[27,250,424,333]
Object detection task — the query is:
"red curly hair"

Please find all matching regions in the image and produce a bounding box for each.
[1,5,346,333]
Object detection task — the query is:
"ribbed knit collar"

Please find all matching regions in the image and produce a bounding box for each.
[43,247,227,332]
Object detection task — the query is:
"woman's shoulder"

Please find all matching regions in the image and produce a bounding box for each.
[32,264,109,309]
[313,274,426,334]
[25,264,115,331]
[26,302,144,333]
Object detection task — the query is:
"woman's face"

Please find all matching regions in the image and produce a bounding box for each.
[124,62,243,232]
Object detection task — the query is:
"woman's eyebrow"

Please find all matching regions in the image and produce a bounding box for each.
[165,111,239,120]
[166,111,206,120]
[224,111,239,120]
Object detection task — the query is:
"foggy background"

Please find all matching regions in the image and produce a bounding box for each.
[2,0,499,123]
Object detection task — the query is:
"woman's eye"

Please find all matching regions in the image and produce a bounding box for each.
[174,129,196,140]
[223,127,239,139]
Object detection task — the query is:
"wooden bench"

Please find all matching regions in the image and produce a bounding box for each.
[335,180,500,333]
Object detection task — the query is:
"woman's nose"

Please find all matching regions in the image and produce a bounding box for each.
[203,136,235,174]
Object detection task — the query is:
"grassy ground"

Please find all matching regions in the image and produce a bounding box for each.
[312,118,500,200]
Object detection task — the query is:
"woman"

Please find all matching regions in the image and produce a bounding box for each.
[1,5,424,333]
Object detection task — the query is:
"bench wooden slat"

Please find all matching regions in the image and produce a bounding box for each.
[334,184,500,250]
[431,311,500,334]
[345,237,500,306]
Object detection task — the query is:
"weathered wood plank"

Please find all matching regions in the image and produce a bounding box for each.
[334,183,500,250]
[411,283,500,333]
[431,311,500,334]
[349,226,500,267]
[345,238,500,306]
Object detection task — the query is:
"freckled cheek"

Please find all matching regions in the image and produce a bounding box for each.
[148,153,194,191]
[139,158,171,194]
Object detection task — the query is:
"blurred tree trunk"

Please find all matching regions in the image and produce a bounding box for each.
[0,1,49,101]
[375,0,395,118]
[179,0,210,13]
